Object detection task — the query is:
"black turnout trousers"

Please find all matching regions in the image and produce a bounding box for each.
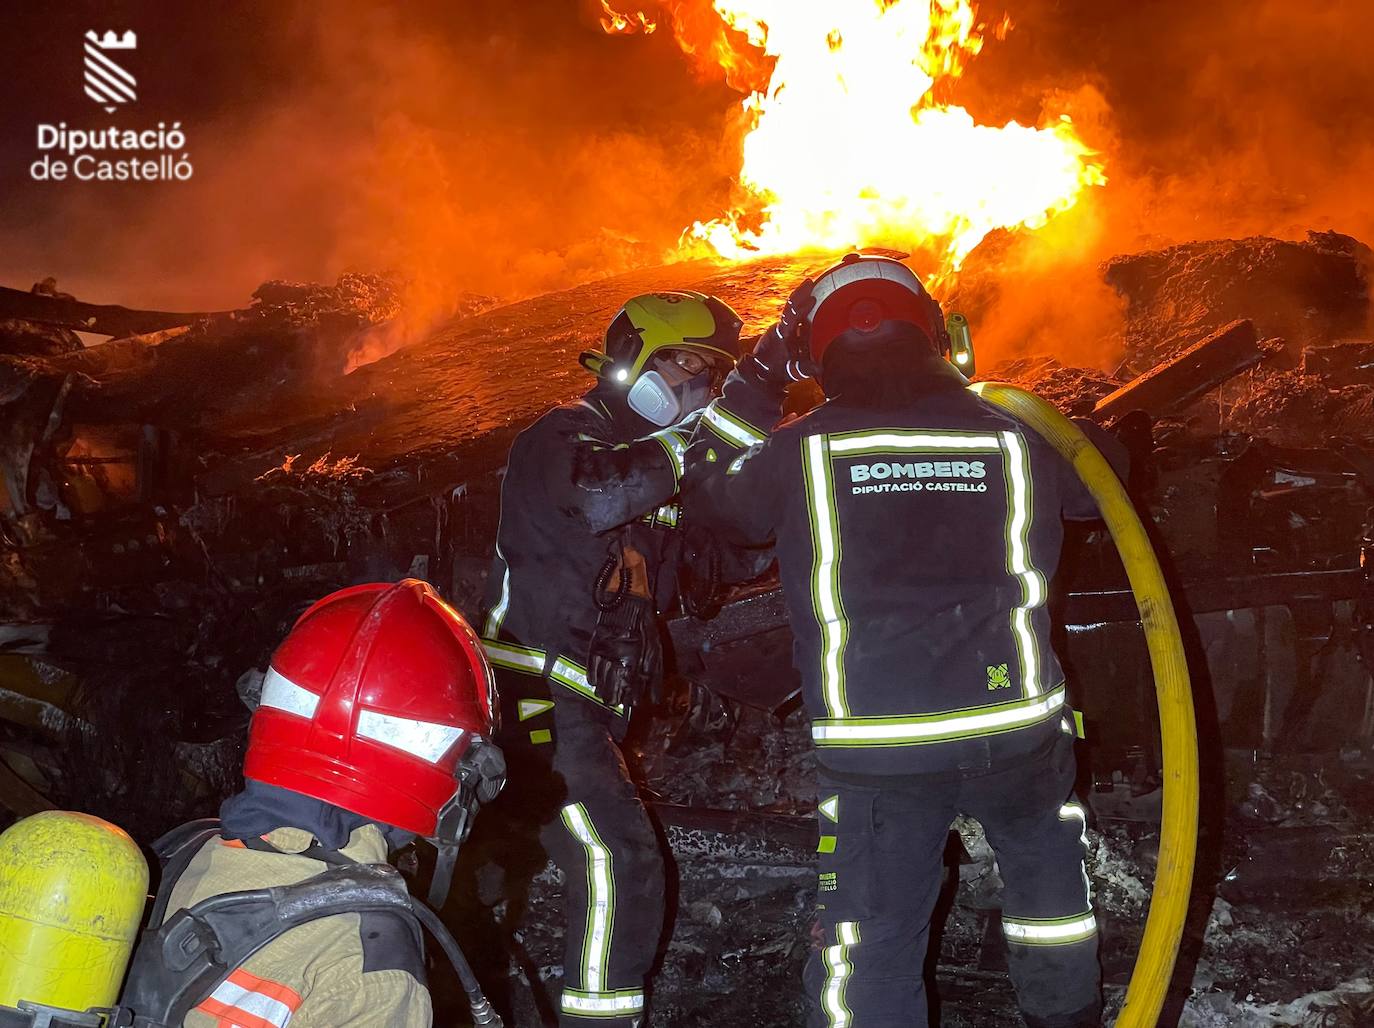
[493,669,665,1028]
[804,733,1101,1028]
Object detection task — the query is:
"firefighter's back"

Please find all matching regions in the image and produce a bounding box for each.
[769,384,1076,777]
[166,825,430,1028]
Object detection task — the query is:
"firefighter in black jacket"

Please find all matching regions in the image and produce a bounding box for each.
[479,292,742,1026]
[683,254,1122,1028]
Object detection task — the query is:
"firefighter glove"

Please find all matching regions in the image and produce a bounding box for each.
[743,278,816,386]
[588,592,663,709]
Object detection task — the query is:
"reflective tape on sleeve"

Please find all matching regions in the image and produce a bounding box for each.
[702,401,767,448]
[550,655,626,716]
[482,640,546,675]
[650,426,688,481]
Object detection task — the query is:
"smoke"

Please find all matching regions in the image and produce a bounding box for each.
[938,0,1374,365]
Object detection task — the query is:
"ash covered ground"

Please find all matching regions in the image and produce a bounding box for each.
[2,230,1374,1024]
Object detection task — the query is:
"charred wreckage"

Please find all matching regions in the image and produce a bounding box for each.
[1,231,1374,1026]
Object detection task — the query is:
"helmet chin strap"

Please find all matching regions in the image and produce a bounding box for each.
[428,738,506,908]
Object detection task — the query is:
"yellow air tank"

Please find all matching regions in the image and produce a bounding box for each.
[0,810,149,1014]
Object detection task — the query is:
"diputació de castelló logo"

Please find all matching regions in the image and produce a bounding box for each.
[30,29,194,183]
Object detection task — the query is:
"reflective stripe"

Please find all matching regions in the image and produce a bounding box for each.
[650,426,688,481]
[828,430,1001,454]
[355,709,465,763]
[643,503,679,527]
[821,920,860,1027]
[551,656,593,696]
[818,795,839,822]
[485,645,626,715]
[560,988,646,1016]
[803,430,1007,721]
[483,640,546,675]
[812,686,1065,746]
[551,656,626,716]
[805,434,849,718]
[702,401,767,448]
[258,668,319,720]
[1002,912,1098,945]
[1059,801,1093,904]
[999,431,1046,697]
[561,803,615,994]
[483,548,511,638]
[196,968,301,1028]
[518,698,554,721]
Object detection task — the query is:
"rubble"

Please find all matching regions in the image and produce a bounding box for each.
[1223,368,1374,445]
[978,355,1120,416]
[0,318,81,357]
[1094,319,1280,421]
[1301,341,1374,387]
[1104,231,1372,365]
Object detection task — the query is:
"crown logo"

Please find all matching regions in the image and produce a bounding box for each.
[86,30,137,50]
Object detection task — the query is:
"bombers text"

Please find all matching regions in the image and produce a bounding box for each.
[849,459,990,496]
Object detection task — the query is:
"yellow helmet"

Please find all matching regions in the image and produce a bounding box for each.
[580,291,743,385]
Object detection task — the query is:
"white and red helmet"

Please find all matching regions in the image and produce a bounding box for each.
[244,579,497,838]
[806,253,949,372]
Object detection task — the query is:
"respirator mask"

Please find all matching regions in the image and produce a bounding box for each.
[627,352,718,427]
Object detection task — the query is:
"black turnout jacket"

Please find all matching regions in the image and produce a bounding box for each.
[684,358,1124,776]
[479,386,693,718]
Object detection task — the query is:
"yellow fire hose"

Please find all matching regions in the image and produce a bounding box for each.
[971,382,1199,1027]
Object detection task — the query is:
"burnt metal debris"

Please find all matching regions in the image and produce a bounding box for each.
[1,233,1373,1025]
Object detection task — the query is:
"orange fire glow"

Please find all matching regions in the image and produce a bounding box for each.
[608,1,1106,274]
[599,1,657,35]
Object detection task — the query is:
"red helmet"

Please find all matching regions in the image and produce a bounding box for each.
[806,253,949,371]
[243,579,498,839]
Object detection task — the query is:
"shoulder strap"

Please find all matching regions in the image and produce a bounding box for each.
[239,834,354,867]
[121,863,418,1028]
[147,819,224,930]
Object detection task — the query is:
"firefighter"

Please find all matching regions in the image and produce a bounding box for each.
[127,579,504,1028]
[683,254,1124,1028]
[478,291,742,1026]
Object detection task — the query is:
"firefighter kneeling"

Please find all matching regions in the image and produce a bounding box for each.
[0,579,505,1028]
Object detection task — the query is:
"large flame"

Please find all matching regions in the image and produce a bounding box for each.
[609,1,1106,273]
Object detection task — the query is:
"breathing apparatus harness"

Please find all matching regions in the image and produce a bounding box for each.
[115,810,505,1028]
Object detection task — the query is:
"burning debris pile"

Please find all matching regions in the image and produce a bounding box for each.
[0,225,1372,1024]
